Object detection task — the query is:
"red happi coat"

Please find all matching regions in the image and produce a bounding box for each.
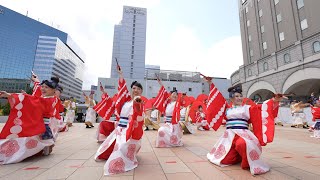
[206,83,279,146]
[311,106,320,121]
[0,82,57,139]
[112,78,145,141]
[153,86,182,124]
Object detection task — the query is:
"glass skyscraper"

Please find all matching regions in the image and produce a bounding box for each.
[0,5,85,100]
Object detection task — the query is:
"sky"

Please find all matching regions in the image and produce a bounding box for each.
[0,0,243,89]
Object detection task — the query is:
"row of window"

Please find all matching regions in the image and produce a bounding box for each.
[246,0,307,58]
[247,41,320,76]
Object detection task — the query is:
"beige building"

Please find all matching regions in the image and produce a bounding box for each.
[232,0,320,101]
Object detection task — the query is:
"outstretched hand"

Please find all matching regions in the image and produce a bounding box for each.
[273,93,287,102]
[31,71,40,83]
[0,91,11,98]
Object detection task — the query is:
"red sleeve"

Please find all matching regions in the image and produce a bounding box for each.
[114,78,131,120]
[32,82,42,97]
[206,83,227,131]
[153,86,169,113]
[0,94,45,138]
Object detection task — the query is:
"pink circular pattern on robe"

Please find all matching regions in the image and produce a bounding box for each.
[25,139,38,149]
[223,131,228,138]
[170,135,178,145]
[239,132,253,140]
[214,144,226,159]
[210,147,216,155]
[0,140,20,157]
[13,118,22,125]
[158,140,166,147]
[249,150,260,161]
[108,157,125,174]
[253,167,265,174]
[257,143,262,152]
[126,144,136,161]
[159,131,165,137]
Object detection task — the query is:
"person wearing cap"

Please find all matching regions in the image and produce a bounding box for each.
[203,75,285,175]
[0,74,60,164]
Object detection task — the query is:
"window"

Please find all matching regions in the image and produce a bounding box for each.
[130,73,133,78]
[247,20,250,27]
[261,25,265,33]
[173,87,177,91]
[133,32,135,36]
[263,42,267,50]
[131,62,134,67]
[301,19,308,30]
[274,0,279,5]
[132,37,135,41]
[131,50,134,54]
[297,0,304,9]
[130,68,133,72]
[248,69,252,76]
[279,32,285,41]
[132,41,134,45]
[133,15,136,19]
[188,88,192,92]
[263,62,268,71]
[133,19,136,23]
[133,24,135,27]
[132,46,134,51]
[284,53,291,63]
[245,6,248,13]
[248,35,251,42]
[250,49,253,57]
[131,55,134,59]
[276,14,282,23]
[313,41,320,53]
[133,28,135,32]
[259,9,263,17]
[134,10,136,14]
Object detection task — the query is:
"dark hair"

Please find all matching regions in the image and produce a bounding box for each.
[56,84,63,92]
[228,86,242,98]
[41,77,60,89]
[170,89,178,94]
[198,105,203,109]
[131,81,143,90]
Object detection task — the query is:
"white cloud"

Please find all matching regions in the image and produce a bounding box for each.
[0,0,160,89]
[147,25,243,78]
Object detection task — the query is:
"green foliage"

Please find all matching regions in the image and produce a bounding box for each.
[2,102,10,115]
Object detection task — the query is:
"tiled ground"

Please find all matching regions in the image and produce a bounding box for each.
[0,123,320,180]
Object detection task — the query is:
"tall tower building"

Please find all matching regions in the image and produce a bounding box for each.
[231,0,320,101]
[110,6,147,79]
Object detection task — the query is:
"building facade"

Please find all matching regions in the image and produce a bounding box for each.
[0,5,85,100]
[96,69,231,102]
[110,6,147,79]
[233,0,320,101]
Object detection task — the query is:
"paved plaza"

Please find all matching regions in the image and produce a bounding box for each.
[0,123,320,180]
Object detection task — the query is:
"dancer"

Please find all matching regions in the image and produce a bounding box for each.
[55,85,68,132]
[64,97,76,127]
[290,101,310,128]
[144,106,160,131]
[203,74,284,175]
[94,83,116,142]
[0,75,60,164]
[154,78,183,148]
[179,105,195,134]
[195,105,209,131]
[94,65,145,175]
[84,91,96,128]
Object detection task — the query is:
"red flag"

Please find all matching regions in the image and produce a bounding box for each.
[94,92,115,121]
[206,83,227,131]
